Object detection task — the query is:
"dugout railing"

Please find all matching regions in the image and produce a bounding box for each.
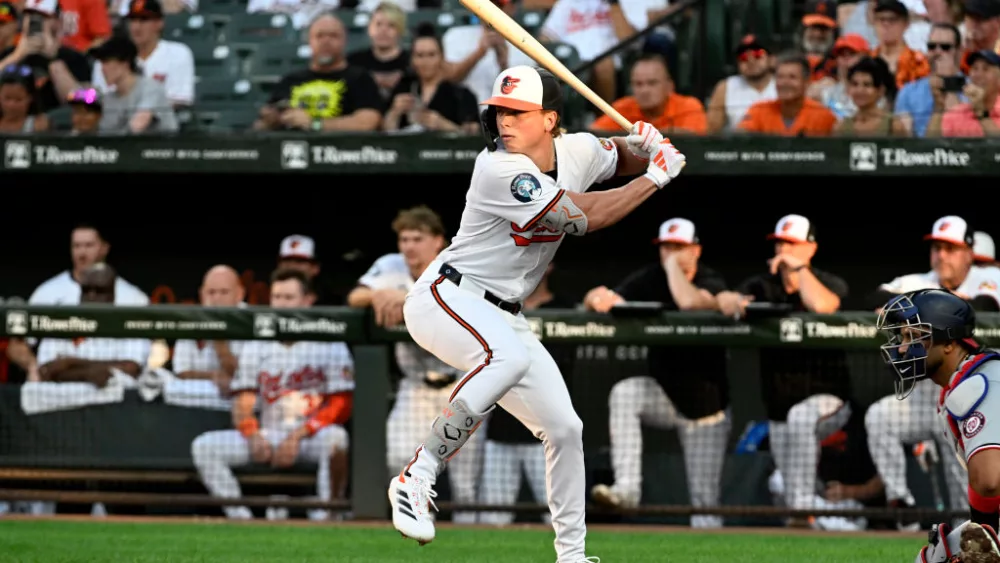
[1,304,993,525]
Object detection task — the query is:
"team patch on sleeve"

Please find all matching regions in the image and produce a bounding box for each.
[599,138,615,151]
[510,173,543,203]
[964,411,986,439]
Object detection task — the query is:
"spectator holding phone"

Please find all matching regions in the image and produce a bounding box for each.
[0,0,91,113]
[895,23,965,137]
[938,49,1000,137]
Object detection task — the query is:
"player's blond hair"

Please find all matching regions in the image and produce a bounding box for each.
[372,2,406,35]
[392,206,445,237]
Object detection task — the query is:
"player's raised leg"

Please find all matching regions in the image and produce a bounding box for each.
[191,429,254,519]
[678,410,730,528]
[390,279,531,543]
[496,321,586,563]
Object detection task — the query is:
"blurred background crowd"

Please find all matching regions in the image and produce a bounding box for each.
[0,0,997,136]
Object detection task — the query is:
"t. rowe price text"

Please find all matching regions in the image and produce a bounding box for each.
[880,148,970,167]
[34,145,118,164]
[805,321,878,339]
[31,315,98,333]
[544,322,616,338]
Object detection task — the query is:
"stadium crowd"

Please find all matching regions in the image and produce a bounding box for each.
[0,0,997,135]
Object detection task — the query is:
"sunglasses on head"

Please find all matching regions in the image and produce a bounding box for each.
[737,48,767,62]
[2,64,32,77]
[926,42,954,51]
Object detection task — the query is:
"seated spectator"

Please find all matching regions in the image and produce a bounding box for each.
[799,0,838,79]
[67,86,102,133]
[93,0,194,108]
[871,0,930,89]
[112,0,196,18]
[442,0,533,105]
[59,0,111,52]
[0,64,50,132]
[605,0,679,81]
[940,49,1000,137]
[347,2,409,102]
[739,53,838,136]
[90,35,177,133]
[895,23,964,137]
[0,0,92,113]
[0,2,17,51]
[835,56,907,135]
[707,35,776,134]
[383,24,478,134]
[962,0,1000,61]
[808,34,870,120]
[35,264,151,387]
[540,0,619,103]
[591,53,706,134]
[841,0,933,54]
[256,13,382,132]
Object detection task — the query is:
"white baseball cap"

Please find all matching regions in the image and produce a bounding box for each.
[279,235,316,261]
[653,218,698,245]
[974,231,996,262]
[22,0,57,16]
[767,214,816,244]
[924,215,974,247]
[482,66,563,112]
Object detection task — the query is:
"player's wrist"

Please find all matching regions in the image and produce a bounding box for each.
[238,417,260,439]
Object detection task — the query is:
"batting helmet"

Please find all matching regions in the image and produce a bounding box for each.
[479,66,563,151]
[876,289,979,399]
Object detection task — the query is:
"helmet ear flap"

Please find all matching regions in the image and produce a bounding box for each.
[480,106,499,151]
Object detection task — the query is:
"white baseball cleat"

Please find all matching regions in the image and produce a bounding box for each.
[389,472,438,546]
[557,557,601,562]
[960,522,1000,563]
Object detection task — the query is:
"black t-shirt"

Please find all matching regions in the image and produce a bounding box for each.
[268,65,383,121]
[388,77,479,130]
[485,295,577,444]
[346,48,409,101]
[0,47,92,113]
[737,268,853,421]
[614,263,730,419]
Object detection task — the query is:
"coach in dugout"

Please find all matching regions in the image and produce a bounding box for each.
[716,214,851,526]
[583,217,730,528]
[864,216,1000,529]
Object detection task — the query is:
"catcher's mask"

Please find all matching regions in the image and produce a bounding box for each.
[479,65,563,152]
[876,289,977,400]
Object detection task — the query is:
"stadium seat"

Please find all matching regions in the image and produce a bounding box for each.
[196,107,259,132]
[407,9,459,31]
[195,77,264,106]
[346,30,371,56]
[516,9,547,33]
[47,106,72,131]
[338,8,370,31]
[163,13,218,41]
[188,39,241,78]
[220,13,301,44]
[199,0,247,15]
[246,43,310,79]
[550,42,580,69]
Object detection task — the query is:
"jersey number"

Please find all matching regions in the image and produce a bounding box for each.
[510,222,562,247]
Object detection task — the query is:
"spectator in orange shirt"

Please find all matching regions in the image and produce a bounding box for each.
[871,0,929,89]
[739,53,838,136]
[59,0,110,52]
[591,53,706,135]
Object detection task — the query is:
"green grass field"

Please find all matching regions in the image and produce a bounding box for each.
[0,520,919,563]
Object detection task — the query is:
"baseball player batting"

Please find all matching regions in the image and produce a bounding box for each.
[877,289,1000,563]
[388,65,686,562]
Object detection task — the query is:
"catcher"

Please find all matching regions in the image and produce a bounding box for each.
[877,289,1000,563]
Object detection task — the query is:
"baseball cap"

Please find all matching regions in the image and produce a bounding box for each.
[802,0,837,27]
[653,218,699,245]
[874,0,909,17]
[21,0,57,17]
[279,235,316,261]
[0,2,17,23]
[482,66,563,113]
[67,87,102,109]
[924,215,974,246]
[767,214,816,244]
[127,0,163,18]
[734,34,769,56]
[964,49,1000,68]
[973,231,995,262]
[832,33,870,54]
[92,35,139,63]
[966,0,1000,19]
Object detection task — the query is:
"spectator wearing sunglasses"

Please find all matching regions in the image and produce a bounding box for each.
[706,35,777,134]
[67,87,101,134]
[90,35,176,133]
[895,23,965,137]
[0,63,49,132]
[0,2,17,52]
[0,0,92,113]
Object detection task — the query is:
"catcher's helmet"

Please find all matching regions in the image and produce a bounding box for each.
[876,289,978,399]
[480,66,563,151]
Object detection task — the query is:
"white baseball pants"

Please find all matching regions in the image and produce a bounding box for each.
[387,380,484,523]
[402,267,587,562]
[191,425,349,519]
[479,439,550,526]
[768,394,851,510]
[865,379,967,510]
[607,376,730,528]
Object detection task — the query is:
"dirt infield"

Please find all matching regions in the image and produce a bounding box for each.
[0,514,926,540]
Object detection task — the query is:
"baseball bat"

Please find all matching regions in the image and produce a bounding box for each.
[459,0,633,132]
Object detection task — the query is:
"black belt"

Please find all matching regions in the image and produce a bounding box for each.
[439,263,523,315]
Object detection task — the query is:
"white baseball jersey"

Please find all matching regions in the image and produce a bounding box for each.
[37,336,152,367]
[937,352,1000,470]
[231,340,355,432]
[437,132,619,303]
[92,39,195,105]
[880,265,1000,306]
[29,271,149,306]
[172,340,246,374]
[358,253,461,383]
